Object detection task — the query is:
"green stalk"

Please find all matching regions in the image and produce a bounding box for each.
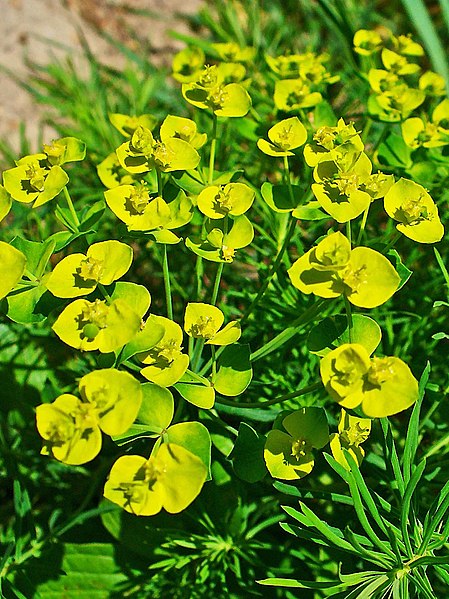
[209,113,218,185]
[211,262,224,306]
[162,244,173,321]
[241,217,297,323]
[215,381,321,409]
[344,295,353,343]
[63,186,80,228]
[241,157,299,323]
[356,205,370,246]
[250,298,329,363]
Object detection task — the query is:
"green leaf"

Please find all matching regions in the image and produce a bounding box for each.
[110,281,150,318]
[258,577,344,589]
[402,362,430,485]
[261,182,302,212]
[313,100,337,127]
[6,284,50,324]
[213,343,252,396]
[118,320,164,363]
[292,201,328,220]
[10,237,56,278]
[33,542,128,598]
[228,422,267,483]
[387,249,412,291]
[137,383,174,432]
[165,421,211,479]
[79,200,105,232]
[377,134,413,169]
[174,381,215,409]
[307,314,382,356]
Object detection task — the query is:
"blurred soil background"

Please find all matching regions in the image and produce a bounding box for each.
[0,0,202,151]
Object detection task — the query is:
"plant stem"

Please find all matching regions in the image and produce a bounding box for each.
[250,298,330,363]
[192,339,205,372]
[344,296,353,343]
[216,381,321,408]
[162,244,173,320]
[209,113,218,185]
[356,205,370,245]
[211,262,224,306]
[241,217,297,323]
[98,283,112,304]
[63,186,80,228]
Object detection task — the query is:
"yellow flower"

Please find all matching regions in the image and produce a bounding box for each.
[197,182,254,219]
[182,66,251,117]
[288,231,400,308]
[257,117,307,157]
[311,153,373,222]
[264,408,329,480]
[104,443,207,516]
[384,178,444,243]
[304,118,364,168]
[139,315,189,387]
[36,369,142,465]
[329,409,371,470]
[320,343,419,418]
[274,78,322,112]
[172,46,205,83]
[353,29,383,56]
[184,302,241,345]
[46,240,133,298]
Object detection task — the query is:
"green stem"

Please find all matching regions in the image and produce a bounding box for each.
[98,283,113,305]
[209,114,218,185]
[241,217,297,323]
[250,298,329,363]
[344,296,353,343]
[216,381,321,409]
[346,221,352,247]
[356,205,370,246]
[157,169,163,196]
[361,116,373,142]
[211,215,228,306]
[162,245,173,320]
[63,186,80,227]
[211,262,224,306]
[192,339,205,373]
[381,231,401,255]
[211,346,217,379]
[195,255,203,300]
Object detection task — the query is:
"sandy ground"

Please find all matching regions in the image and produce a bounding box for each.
[0,0,202,153]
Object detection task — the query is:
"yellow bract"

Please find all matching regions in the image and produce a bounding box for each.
[46,240,133,298]
[312,152,372,222]
[182,66,251,117]
[172,46,205,83]
[320,343,419,417]
[257,117,307,157]
[104,443,207,516]
[304,118,364,168]
[353,29,383,56]
[288,232,400,308]
[329,409,371,470]
[197,182,254,219]
[274,79,322,111]
[139,315,189,387]
[384,178,444,243]
[184,302,241,345]
[264,408,329,480]
[36,369,142,465]
[0,242,26,299]
[52,298,141,353]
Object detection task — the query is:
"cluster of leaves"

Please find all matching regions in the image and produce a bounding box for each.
[1,2,449,597]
